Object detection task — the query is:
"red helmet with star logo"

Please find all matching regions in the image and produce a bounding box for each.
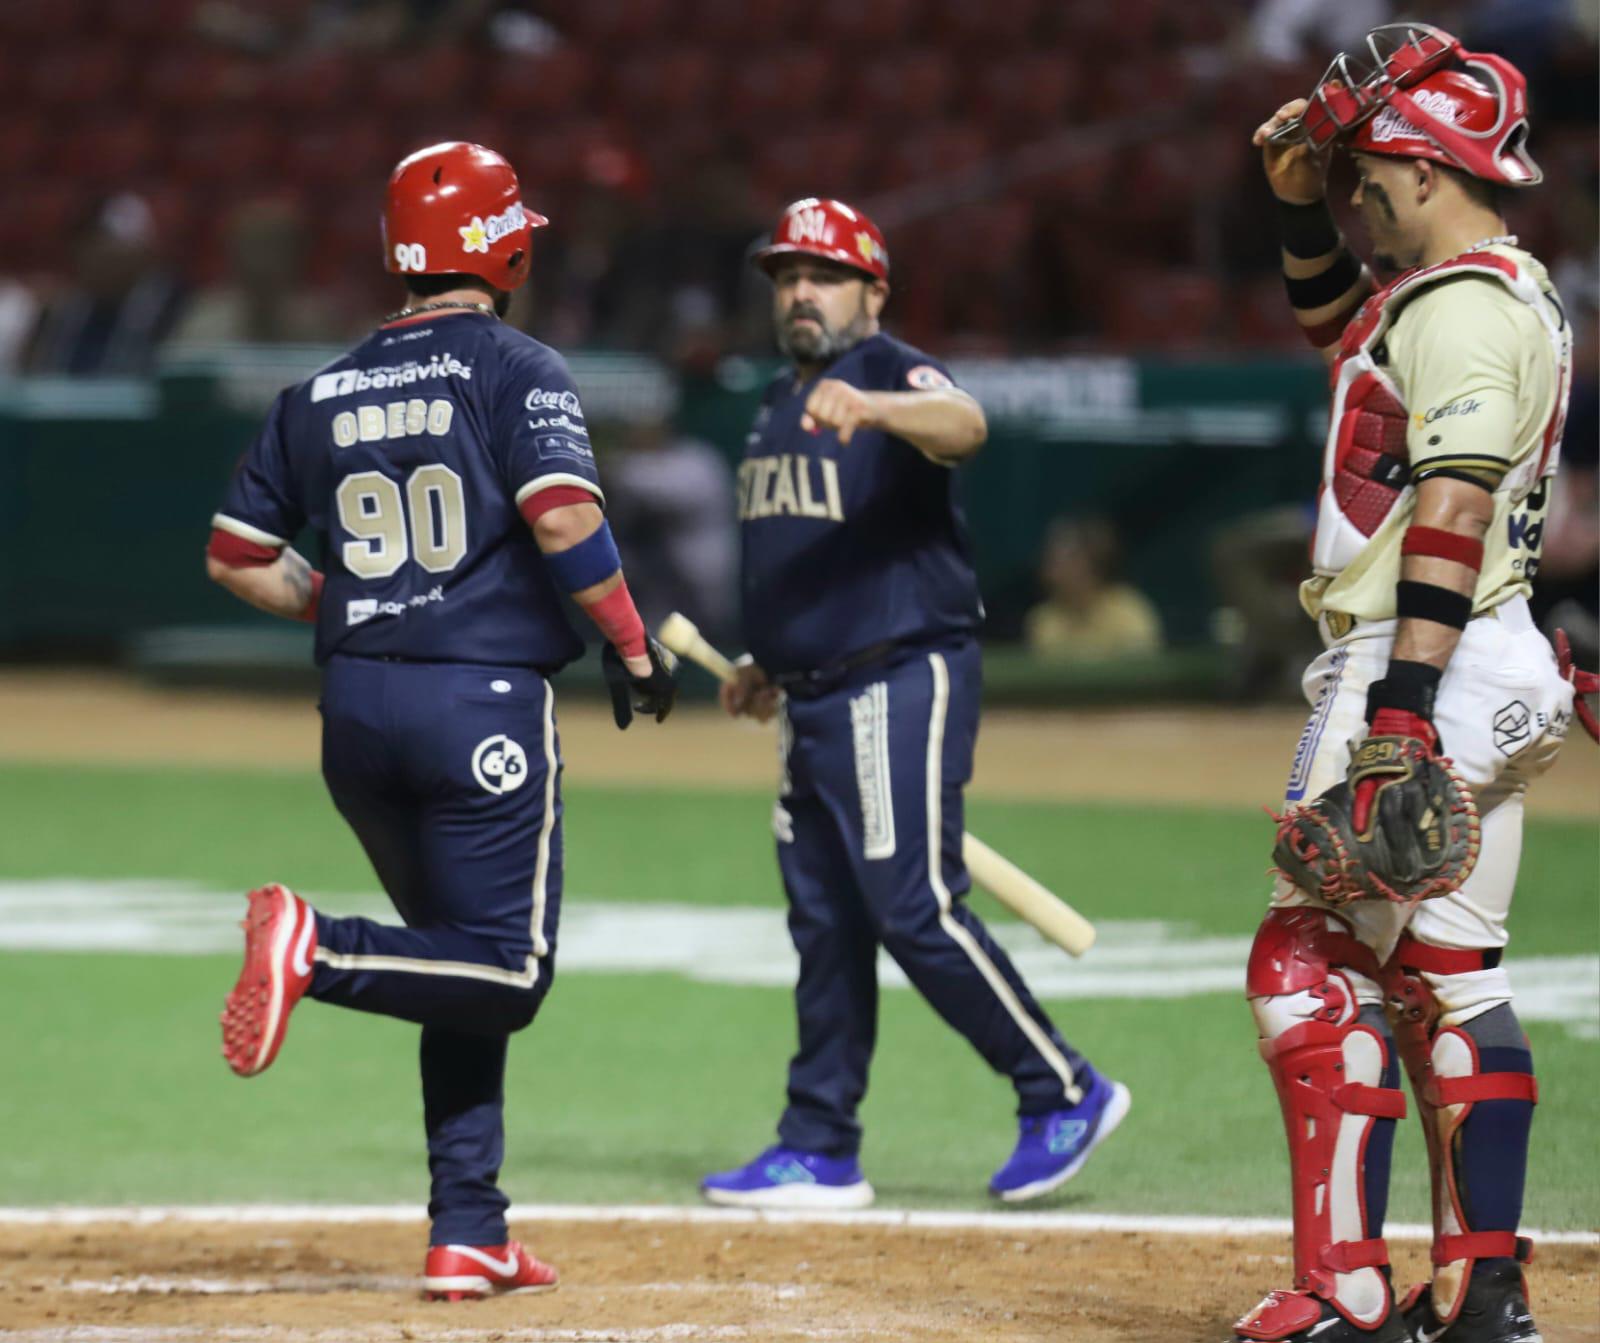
[383,141,549,291]
[752,198,889,282]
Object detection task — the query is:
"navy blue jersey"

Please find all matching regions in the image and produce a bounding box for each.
[737,332,982,674]
[214,312,602,669]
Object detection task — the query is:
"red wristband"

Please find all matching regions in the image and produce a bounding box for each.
[579,576,647,659]
[207,527,281,568]
[1402,525,1484,571]
[294,571,325,624]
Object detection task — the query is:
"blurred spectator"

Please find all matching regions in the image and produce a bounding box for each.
[1248,0,1392,65]
[1024,518,1163,661]
[0,281,40,378]
[23,195,185,378]
[1211,503,1325,701]
[167,201,350,348]
[603,418,738,642]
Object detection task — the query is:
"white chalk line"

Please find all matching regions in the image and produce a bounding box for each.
[0,1202,1593,1245]
[0,1330,868,1342]
[3,880,1595,1037]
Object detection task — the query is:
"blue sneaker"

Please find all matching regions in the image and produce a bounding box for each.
[989,1072,1131,1203]
[701,1145,875,1209]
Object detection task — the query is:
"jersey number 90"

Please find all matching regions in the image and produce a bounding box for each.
[336,466,467,579]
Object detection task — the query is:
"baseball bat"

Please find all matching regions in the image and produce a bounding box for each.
[657,612,1096,957]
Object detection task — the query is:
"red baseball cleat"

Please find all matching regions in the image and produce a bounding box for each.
[220,883,316,1077]
[423,1241,560,1300]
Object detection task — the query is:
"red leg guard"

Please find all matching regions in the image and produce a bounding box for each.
[1382,935,1539,1326]
[1248,909,1407,1329]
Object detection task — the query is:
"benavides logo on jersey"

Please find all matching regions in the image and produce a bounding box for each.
[459,202,527,255]
[311,354,473,402]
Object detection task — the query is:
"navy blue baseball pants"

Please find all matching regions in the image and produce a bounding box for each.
[309,655,562,1246]
[774,636,1091,1156]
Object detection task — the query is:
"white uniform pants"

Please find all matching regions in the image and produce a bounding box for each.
[1275,597,1573,966]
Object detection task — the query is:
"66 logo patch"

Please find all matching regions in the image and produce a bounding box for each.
[472,734,529,794]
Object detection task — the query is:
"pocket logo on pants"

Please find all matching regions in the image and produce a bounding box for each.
[472,734,529,794]
[850,681,896,860]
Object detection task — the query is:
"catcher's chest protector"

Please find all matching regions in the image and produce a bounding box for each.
[1311,251,1566,579]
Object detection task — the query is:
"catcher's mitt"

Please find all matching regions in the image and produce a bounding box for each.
[1272,734,1481,906]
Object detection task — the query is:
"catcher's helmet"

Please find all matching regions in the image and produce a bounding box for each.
[753,198,889,282]
[1274,24,1541,188]
[383,141,548,291]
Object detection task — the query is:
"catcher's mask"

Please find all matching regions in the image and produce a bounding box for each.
[1269,23,1542,188]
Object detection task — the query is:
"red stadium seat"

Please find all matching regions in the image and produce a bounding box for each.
[752,126,873,203]
[554,0,673,45]
[267,54,357,118]
[141,48,266,115]
[0,0,92,38]
[931,0,1043,48]
[105,0,202,39]
[0,181,85,273]
[25,48,131,109]
[367,46,470,113]
[485,51,594,120]
[975,55,1085,136]
[725,45,835,123]
[677,0,807,44]
[0,123,48,176]
[815,0,918,44]
[168,121,278,187]
[881,126,990,190]
[609,47,720,119]
[847,50,956,122]
[64,123,162,184]
[290,124,392,189]
[1235,275,1305,351]
[1106,268,1225,351]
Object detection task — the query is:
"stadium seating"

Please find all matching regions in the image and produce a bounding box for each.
[6,0,1591,352]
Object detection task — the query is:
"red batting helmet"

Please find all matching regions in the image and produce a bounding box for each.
[383,141,549,291]
[753,198,889,282]
[1274,24,1541,187]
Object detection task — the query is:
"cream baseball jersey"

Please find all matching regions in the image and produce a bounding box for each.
[1302,244,1571,624]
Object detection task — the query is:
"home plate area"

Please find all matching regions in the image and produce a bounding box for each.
[2,1214,1597,1343]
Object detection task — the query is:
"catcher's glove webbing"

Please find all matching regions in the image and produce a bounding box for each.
[1272,734,1481,907]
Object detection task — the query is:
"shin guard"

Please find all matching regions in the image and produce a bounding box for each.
[1383,936,1538,1327]
[1247,909,1407,1330]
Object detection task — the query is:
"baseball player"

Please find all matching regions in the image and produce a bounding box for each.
[205,142,676,1299]
[1234,26,1592,1343]
[700,199,1129,1210]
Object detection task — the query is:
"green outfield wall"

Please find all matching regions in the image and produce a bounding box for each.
[1,349,1330,656]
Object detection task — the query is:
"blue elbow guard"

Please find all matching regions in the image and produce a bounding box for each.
[545,521,622,593]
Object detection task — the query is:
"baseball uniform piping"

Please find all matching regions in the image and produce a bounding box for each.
[923,652,1083,1104]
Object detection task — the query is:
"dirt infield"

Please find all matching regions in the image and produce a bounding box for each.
[1,671,1595,817]
[1,1215,1596,1343]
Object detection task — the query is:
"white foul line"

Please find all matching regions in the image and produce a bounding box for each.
[0,1203,1593,1245]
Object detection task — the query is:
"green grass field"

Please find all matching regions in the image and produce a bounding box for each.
[1,762,1595,1228]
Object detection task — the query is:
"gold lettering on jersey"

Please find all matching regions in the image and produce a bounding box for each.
[332,399,455,448]
[820,459,843,521]
[771,455,800,516]
[737,455,845,523]
[795,456,830,518]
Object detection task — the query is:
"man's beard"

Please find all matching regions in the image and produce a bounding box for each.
[777,302,868,364]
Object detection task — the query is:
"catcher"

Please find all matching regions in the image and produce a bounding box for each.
[1235,24,1596,1343]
